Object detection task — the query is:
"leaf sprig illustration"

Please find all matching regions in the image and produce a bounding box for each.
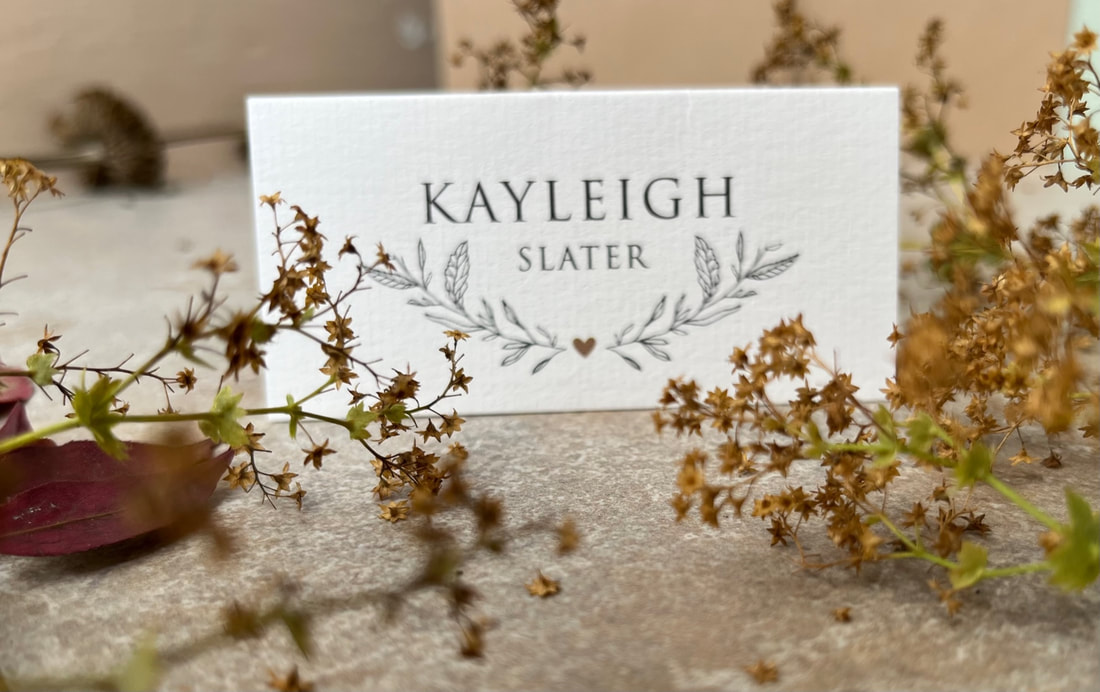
[370,240,565,374]
[607,233,799,369]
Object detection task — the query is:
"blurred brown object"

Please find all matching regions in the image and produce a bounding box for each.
[5,86,246,189]
[48,87,164,188]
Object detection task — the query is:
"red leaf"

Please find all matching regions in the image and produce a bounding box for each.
[0,400,35,440]
[0,370,34,405]
[0,367,35,441]
[0,439,233,556]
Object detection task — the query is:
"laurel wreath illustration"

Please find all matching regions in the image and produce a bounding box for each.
[368,240,567,374]
[367,233,798,374]
[607,232,799,370]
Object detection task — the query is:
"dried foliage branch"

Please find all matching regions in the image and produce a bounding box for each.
[751,0,852,85]
[657,317,1095,605]
[0,165,578,682]
[451,0,590,90]
[662,12,1100,610]
[1004,28,1100,192]
[901,19,969,201]
[0,184,471,515]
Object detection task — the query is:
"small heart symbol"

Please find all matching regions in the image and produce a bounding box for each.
[573,337,596,357]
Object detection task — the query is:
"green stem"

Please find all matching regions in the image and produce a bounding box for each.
[981,561,1053,580]
[117,412,215,425]
[0,418,81,455]
[245,406,351,430]
[111,339,177,397]
[294,377,337,407]
[984,474,1061,531]
[886,550,958,570]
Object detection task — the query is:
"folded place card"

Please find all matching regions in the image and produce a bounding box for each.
[248,88,898,415]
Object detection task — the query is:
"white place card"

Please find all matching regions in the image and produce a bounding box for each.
[248,88,897,415]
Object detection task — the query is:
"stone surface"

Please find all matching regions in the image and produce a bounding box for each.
[1,154,1098,691]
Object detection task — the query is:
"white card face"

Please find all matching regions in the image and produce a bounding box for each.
[248,88,897,415]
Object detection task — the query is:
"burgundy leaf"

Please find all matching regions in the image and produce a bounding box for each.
[0,366,36,442]
[0,439,233,556]
[0,370,34,405]
[0,400,35,440]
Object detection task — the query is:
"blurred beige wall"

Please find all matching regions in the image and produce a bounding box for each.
[436,0,1070,160]
[2,0,1074,166]
[0,0,436,156]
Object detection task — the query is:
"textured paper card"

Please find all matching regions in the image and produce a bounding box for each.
[248,89,897,415]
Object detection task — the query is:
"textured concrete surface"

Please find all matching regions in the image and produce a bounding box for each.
[1,153,1098,690]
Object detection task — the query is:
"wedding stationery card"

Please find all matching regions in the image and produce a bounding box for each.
[248,88,898,415]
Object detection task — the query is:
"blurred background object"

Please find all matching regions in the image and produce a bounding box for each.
[437,0,1070,161]
[0,0,436,184]
[45,87,165,188]
[0,0,1082,186]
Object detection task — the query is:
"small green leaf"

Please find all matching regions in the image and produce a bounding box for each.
[285,394,301,439]
[346,403,379,440]
[279,609,312,658]
[115,634,159,692]
[803,421,826,458]
[905,413,946,460]
[383,402,407,424]
[870,406,900,467]
[71,375,126,459]
[949,541,988,590]
[1049,490,1100,591]
[955,442,992,487]
[250,319,275,344]
[872,447,897,469]
[198,386,249,448]
[175,339,212,368]
[25,353,59,387]
[872,405,897,442]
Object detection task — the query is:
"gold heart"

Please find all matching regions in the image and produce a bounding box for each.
[573,337,596,357]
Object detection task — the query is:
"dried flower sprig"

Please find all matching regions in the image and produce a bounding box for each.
[656,316,1098,600]
[1,162,580,676]
[664,11,1100,611]
[750,0,852,85]
[0,159,63,317]
[451,0,590,90]
[0,181,476,526]
[1003,28,1100,192]
[901,19,969,201]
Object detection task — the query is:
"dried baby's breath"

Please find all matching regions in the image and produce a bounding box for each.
[662,7,1100,603]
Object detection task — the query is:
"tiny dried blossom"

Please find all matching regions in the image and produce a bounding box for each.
[266,665,313,692]
[192,249,238,275]
[378,500,410,523]
[525,570,560,598]
[175,368,197,392]
[270,462,299,493]
[223,461,256,491]
[37,326,61,355]
[557,517,580,554]
[744,660,779,684]
[259,191,284,208]
[301,440,335,470]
